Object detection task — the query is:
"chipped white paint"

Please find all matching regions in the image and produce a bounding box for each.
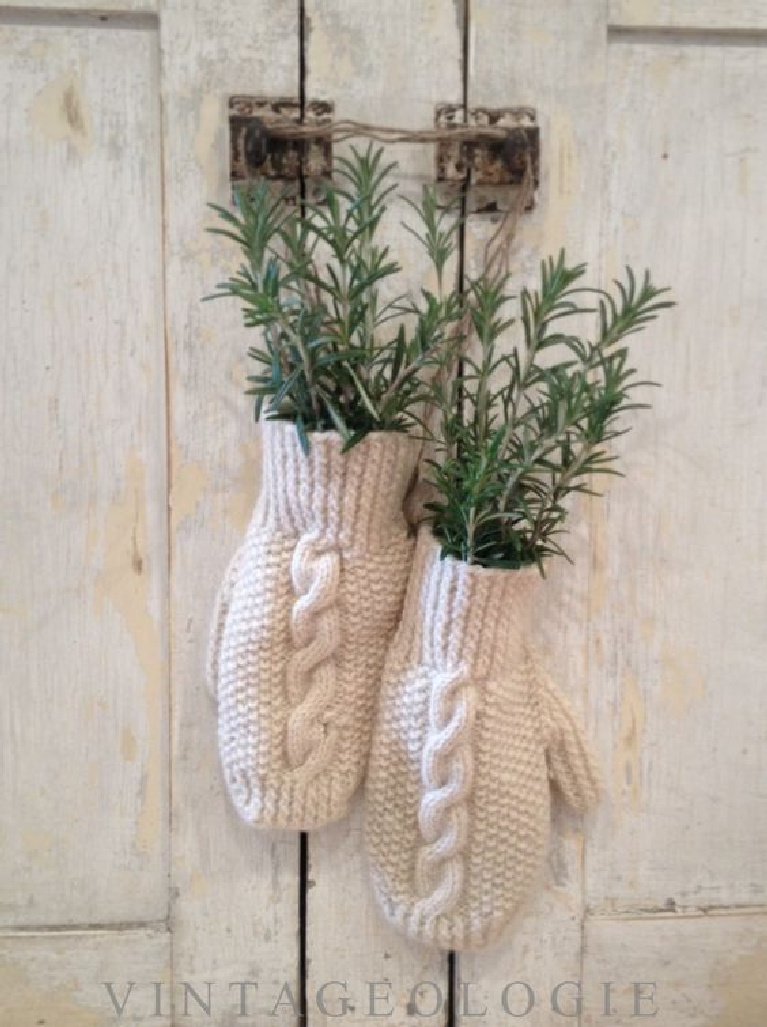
[587,28,767,911]
[160,0,301,1022]
[0,16,167,926]
[0,930,170,1026]
[29,67,93,155]
[582,914,767,1026]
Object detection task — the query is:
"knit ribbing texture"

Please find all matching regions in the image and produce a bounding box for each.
[210,421,419,830]
[365,526,602,951]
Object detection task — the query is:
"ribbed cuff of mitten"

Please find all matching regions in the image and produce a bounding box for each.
[257,421,419,551]
[398,526,541,677]
[225,767,357,831]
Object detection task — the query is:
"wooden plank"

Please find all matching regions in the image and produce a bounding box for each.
[459,1,608,1017]
[0,16,167,926]
[581,913,767,1025]
[160,0,302,1019]
[0,928,170,1026]
[609,0,767,32]
[0,3,156,15]
[586,33,767,911]
[302,1,461,1021]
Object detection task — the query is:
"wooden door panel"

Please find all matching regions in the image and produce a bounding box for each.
[302,3,461,1020]
[1,1,766,1023]
[0,11,167,927]
[161,0,302,1020]
[0,930,171,1026]
[582,913,767,1025]
[458,1,608,1017]
[586,27,767,911]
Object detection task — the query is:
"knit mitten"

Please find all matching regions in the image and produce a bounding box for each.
[365,526,602,951]
[209,420,419,830]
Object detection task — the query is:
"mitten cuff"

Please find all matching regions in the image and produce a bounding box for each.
[258,421,419,552]
[225,766,356,831]
[399,526,541,676]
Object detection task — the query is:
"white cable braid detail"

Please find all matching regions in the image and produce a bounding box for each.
[285,530,342,774]
[414,666,477,919]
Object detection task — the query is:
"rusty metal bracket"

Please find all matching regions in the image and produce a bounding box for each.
[227,97,540,207]
[229,97,334,184]
[435,105,540,189]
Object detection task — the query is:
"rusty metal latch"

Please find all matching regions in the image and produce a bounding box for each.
[228,98,540,196]
[229,97,334,183]
[434,105,540,187]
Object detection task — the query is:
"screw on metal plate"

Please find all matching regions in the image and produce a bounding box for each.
[435,104,540,209]
[229,97,334,186]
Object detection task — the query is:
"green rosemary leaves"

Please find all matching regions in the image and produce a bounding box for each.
[205,145,460,453]
[424,253,674,570]
[206,146,673,569]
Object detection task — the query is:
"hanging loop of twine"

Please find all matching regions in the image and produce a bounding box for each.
[483,149,535,278]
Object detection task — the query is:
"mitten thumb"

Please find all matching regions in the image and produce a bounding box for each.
[536,664,602,813]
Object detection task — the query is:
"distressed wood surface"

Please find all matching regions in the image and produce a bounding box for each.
[0,929,170,1026]
[302,2,461,1021]
[2,0,767,1024]
[458,2,608,1019]
[586,26,767,913]
[582,913,767,1025]
[0,14,167,926]
[609,0,767,32]
[160,0,301,1021]
[0,2,156,13]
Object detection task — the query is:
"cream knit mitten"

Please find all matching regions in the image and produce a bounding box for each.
[208,421,419,830]
[365,526,602,951]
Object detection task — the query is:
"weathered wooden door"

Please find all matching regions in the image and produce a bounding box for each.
[2,1,766,1024]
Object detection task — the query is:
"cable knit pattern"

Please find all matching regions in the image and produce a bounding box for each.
[365,525,603,951]
[285,531,342,773]
[414,665,476,920]
[212,420,419,830]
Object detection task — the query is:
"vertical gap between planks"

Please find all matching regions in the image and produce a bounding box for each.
[298,4,309,1027]
[299,0,307,116]
[455,0,471,456]
[447,952,457,1027]
[299,832,309,1027]
[154,8,176,1020]
[451,1,471,1021]
[580,10,612,1023]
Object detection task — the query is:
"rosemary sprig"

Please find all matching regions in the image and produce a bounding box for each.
[204,145,462,453]
[424,252,674,570]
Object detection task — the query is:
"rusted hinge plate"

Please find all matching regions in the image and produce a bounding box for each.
[229,97,334,183]
[435,105,540,188]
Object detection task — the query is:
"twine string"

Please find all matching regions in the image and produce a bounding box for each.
[254,113,537,147]
[244,113,537,276]
[483,149,535,278]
